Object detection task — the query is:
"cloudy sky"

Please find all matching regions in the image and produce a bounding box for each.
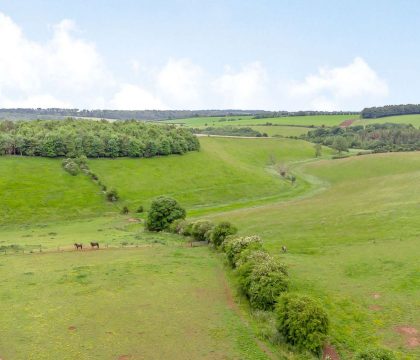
[0,0,419,111]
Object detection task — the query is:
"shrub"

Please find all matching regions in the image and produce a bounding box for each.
[136,205,144,213]
[248,257,289,310]
[121,206,129,214]
[146,196,186,231]
[168,218,189,234]
[210,221,237,247]
[236,250,272,295]
[106,189,119,202]
[354,348,396,360]
[224,235,263,268]
[191,220,214,242]
[62,159,79,176]
[275,293,329,354]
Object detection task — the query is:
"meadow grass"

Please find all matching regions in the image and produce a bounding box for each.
[0,243,271,360]
[207,152,420,358]
[88,137,327,216]
[0,157,111,225]
[247,125,312,137]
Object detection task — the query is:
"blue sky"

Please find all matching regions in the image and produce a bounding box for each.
[0,0,419,110]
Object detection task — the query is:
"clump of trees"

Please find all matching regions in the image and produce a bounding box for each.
[146,196,186,231]
[304,123,420,153]
[0,119,199,158]
[361,104,420,119]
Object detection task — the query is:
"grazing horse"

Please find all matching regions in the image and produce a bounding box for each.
[281,245,287,253]
[74,243,83,250]
[90,242,99,249]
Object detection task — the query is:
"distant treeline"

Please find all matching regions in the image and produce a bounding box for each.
[0,108,267,121]
[361,104,420,119]
[305,123,420,152]
[253,111,360,119]
[0,119,199,158]
[192,126,267,137]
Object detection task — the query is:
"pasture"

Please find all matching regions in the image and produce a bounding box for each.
[208,152,420,358]
[0,132,418,359]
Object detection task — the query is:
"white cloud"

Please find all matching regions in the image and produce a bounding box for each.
[0,13,110,108]
[157,58,204,108]
[212,62,271,109]
[110,84,166,110]
[289,57,388,110]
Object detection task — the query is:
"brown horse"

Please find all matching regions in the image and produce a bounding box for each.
[90,242,99,249]
[74,243,83,250]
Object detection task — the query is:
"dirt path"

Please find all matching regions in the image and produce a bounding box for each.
[217,267,279,360]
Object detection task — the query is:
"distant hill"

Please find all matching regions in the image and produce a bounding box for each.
[0,108,360,121]
[0,108,268,121]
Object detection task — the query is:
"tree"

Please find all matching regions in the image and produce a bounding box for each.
[210,221,237,247]
[191,220,214,242]
[314,143,322,157]
[332,136,348,154]
[146,196,186,231]
[276,294,329,354]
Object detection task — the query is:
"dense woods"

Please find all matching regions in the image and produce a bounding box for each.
[0,119,199,158]
[361,104,420,118]
[305,123,420,152]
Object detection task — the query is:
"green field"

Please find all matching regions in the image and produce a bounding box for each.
[88,137,327,215]
[353,114,420,127]
[1,135,419,359]
[247,125,312,137]
[166,115,355,128]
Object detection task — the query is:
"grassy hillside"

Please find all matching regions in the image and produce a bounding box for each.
[166,114,354,128]
[89,137,326,215]
[0,157,110,226]
[354,114,420,127]
[208,152,420,358]
[0,244,271,360]
[247,125,312,137]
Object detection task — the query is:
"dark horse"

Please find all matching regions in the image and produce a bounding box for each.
[90,242,99,249]
[74,243,83,250]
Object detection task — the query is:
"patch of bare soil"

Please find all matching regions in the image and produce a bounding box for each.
[68,326,76,331]
[395,326,419,348]
[368,305,382,311]
[323,344,340,360]
[339,119,356,128]
[118,355,132,360]
[372,293,381,299]
[127,218,139,223]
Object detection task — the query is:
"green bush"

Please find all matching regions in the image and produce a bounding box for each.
[224,235,263,267]
[62,158,80,176]
[136,205,144,213]
[236,250,272,296]
[121,206,129,214]
[354,348,396,360]
[106,189,119,202]
[191,220,214,242]
[210,221,237,247]
[248,257,288,310]
[146,196,186,231]
[275,293,329,354]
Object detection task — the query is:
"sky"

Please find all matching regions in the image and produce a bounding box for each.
[0,0,419,111]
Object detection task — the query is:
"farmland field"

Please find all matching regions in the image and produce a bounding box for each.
[165,115,356,128]
[1,133,419,359]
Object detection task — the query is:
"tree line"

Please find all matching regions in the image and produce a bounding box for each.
[0,119,200,158]
[192,126,267,137]
[304,123,420,153]
[361,104,420,118]
[253,110,360,119]
[0,108,266,121]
